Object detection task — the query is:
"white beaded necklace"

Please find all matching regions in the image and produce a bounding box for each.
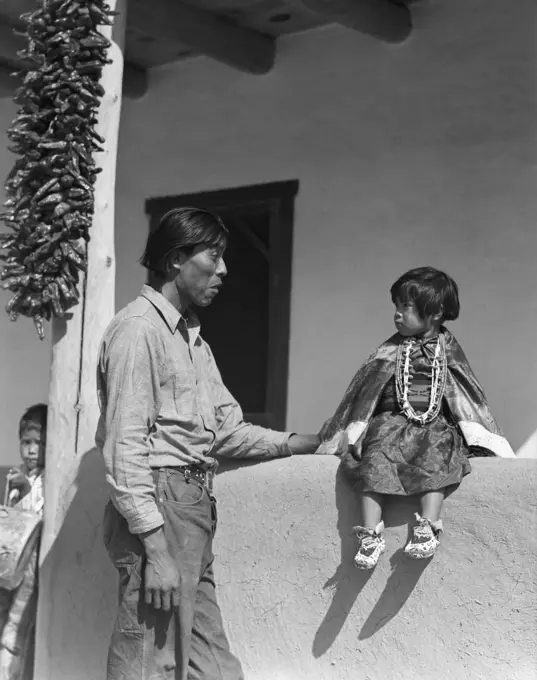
[395,334,447,425]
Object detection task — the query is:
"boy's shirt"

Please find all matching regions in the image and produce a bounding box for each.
[8,468,44,516]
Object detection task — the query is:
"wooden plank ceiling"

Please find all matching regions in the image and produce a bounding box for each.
[0,0,414,99]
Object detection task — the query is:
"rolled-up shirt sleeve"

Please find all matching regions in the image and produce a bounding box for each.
[97,317,165,534]
[204,344,293,459]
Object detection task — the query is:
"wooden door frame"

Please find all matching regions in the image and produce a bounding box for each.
[145,180,299,430]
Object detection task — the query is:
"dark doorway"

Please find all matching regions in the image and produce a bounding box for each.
[145,180,299,430]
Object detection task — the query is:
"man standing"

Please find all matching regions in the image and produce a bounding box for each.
[96,207,326,680]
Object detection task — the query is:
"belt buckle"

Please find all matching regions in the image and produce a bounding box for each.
[187,466,205,488]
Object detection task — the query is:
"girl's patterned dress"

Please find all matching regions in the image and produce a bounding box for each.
[356,335,471,497]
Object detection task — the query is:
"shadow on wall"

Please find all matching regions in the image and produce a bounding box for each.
[217,455,434,656]
[37,448,117,680]
[313,466,430,656]
[215,456,265,476]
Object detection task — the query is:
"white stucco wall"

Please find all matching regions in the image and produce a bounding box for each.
[115,0,536,452]
[0,0,535,465]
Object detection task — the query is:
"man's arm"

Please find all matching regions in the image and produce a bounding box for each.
[204,345,319,458]
[99,318,165,535]
[99,316,182,611]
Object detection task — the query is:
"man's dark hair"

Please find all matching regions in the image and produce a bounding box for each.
[140,207,228,278]
[19,403,48,438]
[390,266,460,321]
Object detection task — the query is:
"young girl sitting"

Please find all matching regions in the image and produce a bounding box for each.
[317,267,514,569]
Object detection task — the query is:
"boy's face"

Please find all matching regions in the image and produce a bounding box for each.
[20,425,46,471]
[393,299,438,337]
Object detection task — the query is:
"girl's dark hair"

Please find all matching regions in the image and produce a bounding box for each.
[390,267,460,321]
[141,207,228,278]
[19,403,48,438]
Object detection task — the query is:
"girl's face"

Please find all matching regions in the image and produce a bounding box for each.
[20,425,46,472]
[393,298,440,338]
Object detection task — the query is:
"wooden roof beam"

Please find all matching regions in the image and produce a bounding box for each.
[299,0,412,43]
[127,0,275,75]
[0,19,148,98]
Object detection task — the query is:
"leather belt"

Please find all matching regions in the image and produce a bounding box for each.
[153,458,218,496]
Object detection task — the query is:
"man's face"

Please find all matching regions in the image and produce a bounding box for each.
[20,425,45,471]
[176,243,227,308]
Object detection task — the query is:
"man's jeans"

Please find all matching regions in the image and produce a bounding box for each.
[103,468,244,680]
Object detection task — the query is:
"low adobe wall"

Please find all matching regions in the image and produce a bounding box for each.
[214,455,536,680]
[35,454,536,680]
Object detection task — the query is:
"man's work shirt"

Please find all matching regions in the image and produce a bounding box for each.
[96,285,293,535]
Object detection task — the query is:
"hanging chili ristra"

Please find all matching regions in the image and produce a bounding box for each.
[0,0,115,339]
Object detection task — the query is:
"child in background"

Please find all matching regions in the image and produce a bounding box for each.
[0,404,47,680]
[6,404,47,516]
[317,267,514,569]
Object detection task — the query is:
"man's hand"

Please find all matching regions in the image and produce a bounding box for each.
[140,527,181,612]
[6,468,30,493]
[287,433,321,455]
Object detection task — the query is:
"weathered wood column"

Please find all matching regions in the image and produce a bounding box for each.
[35,2,127,678]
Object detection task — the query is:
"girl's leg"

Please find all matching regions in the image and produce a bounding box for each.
[420,490,445,522]
[361,492,385,528]
[353,492,386,570]
[405,490,445,559]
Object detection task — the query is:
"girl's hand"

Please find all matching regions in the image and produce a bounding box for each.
[348,444,362,461]
[6,469,30,493]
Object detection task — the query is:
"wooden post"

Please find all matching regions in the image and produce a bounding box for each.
[34,2,126,678]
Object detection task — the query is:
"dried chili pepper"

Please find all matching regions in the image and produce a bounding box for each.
[0,237,16,250]
[73,174,93,192]
[33,314,45,339]
[38,140,69,151]
[48,282,64,316]
[60,260,76,282]
[37,192,64,208]
[1,264,25,278]
[32,177,60,202]
[60,241,84,268]
[53,202,72,218]
[59,175,75,190]
[56,275,75,300]
[6,291,24,313]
